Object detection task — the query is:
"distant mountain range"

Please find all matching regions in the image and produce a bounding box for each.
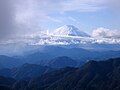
[0,55,23,68]
[48,56,77,68]
[0,57,120,90]
[0,25,120,56]
[0,56,77,80]
[0,25,120,90]
[21,46,120,64]
[0,46,120,69]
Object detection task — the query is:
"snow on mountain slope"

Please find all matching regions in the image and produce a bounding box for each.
[0,25,120,53]
[52,25,89,37]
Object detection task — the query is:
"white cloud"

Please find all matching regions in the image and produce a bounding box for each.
[0,0,16,40]
[13,0,120,31]
[0,0,120,41]
[14,0,107,24]
[108,0,120,11]
[68,16,77,22]
[61,0,107,12]
[46,16,63,23]
[92,27,120,38]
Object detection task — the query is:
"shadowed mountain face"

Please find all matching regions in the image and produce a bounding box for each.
[48,56,77,68]
[0,76,16,90]
[0,76,16,86]
[13,63,53,80]
[26,58,120,90]
[0,55,23,68]
[0,56,76,79]
[0,57,120,90]
[0,64,54,80]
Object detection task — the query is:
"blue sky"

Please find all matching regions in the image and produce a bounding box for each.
[0,0,120,39]
[46,10,120,34]
[14,0,120,34]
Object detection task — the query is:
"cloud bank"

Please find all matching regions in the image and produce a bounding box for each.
[92,27,120,38]
[0,0,120,41]
[0,0,15,40]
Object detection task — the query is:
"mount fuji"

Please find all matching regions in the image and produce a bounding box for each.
[0,25,120,56]
[52,25,90,37]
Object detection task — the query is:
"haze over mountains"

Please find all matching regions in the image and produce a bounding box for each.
[0,0,120,90]
[0,25,120,56]
[0,25,120,90]
[0,45,120,69]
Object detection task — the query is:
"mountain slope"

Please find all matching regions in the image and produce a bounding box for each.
[23,46,120,64]
[0,76,16,90]
[27,58,120,90]
[0,57,120,90]
[52,25,89,37]
[0,76,16,87]
[0,55,23,68]
[15,64,52,80]
[48,56,77,68]
[0,64,54,80]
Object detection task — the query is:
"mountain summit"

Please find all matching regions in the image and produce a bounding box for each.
[52,25,89,37]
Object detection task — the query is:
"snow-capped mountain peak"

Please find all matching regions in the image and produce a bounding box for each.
[52,25,89,37]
